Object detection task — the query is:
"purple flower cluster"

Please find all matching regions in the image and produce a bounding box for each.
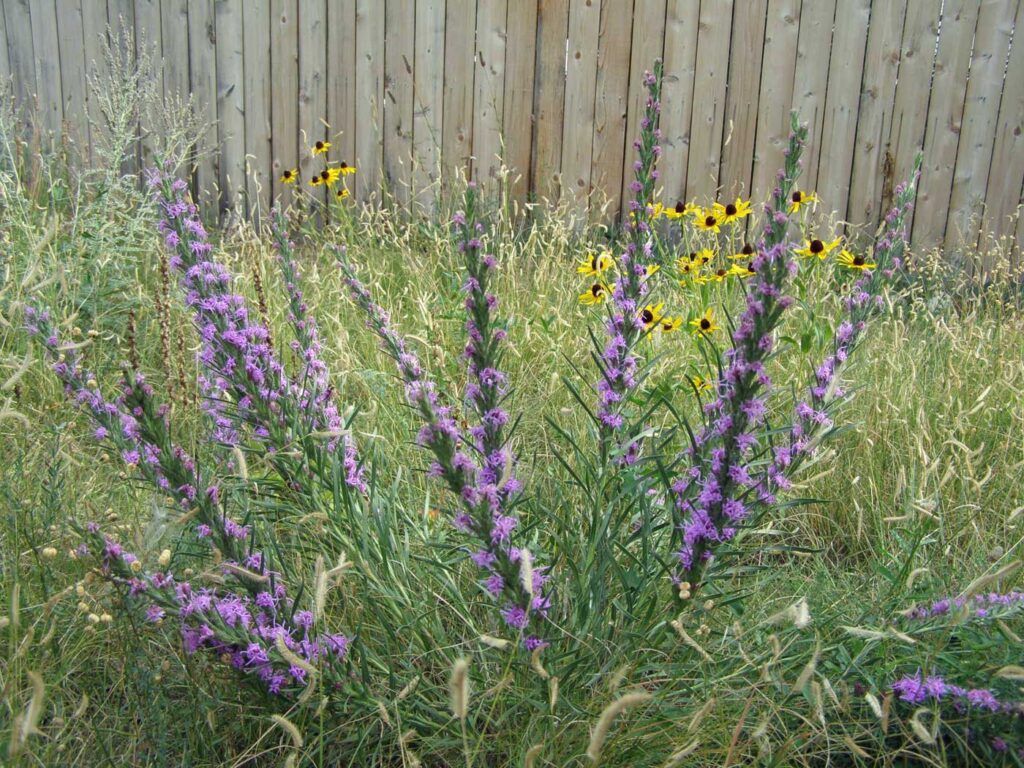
[337,187,550,649]
[905,591,1024,622]
[146,166,365,494]
[596,65,663,463]
[891,671,1007,712]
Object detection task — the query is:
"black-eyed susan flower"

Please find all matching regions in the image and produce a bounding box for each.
[577,251,615,277]
[728,263,756,279]
[318,167,343,187]
[664,200,699,220]
[713,197,753,224]
[689,307,720,337]
[309,174,324,187]
[338,162,357,175]
[789,189,818,213]
[689,375,713,393]
[795,237,841,259]
[650,202,665,219]
[639,302,664,332]
[660,315,683,333]
[837,249,876,270]
[579,282,612,305]
[312,140,331,155]
[693,210,721,233]
[335,187,350,200]
[644,264,660,279]
[729,243,756,260]
[280,168,298,184]
[696,266,731,284]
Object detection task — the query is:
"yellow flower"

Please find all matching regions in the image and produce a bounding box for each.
[312,140,331,155]
[837,249,876,270]
[700,266,731,283]
[789,190,818,213]
[660,315,683,333]
[689,375,713,393]
[309,175,324,187]
[693,210,721,233]
[280,168,298,184]
[729,243,756,260]
[689,308,721,337]
[639,302,664,331]
[728,263,756,279]
[795,237,842,259]
[318,167,344,187]
[664,200,700,220]
[644,264,660,279]
[336,187,350,200]
[712,197,753,224]
[650,202,665,219]
[577,251,615,277]
[337,161,357,175]
[579,282,612,305]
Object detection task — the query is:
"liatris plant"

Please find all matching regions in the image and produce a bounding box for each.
[336,184,550,650]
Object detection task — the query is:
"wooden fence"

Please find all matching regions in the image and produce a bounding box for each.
[2,0,1022,254]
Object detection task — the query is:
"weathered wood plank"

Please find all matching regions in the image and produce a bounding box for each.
[659,0,699,207]
[81,0,110,166]
[134,0,163,171]
[619,0,667,213]
[847,0,906,229]
[719,0,768,202]
[412,0,445,209]
[355,0,385,201]
[791,0,835,193]
[29,0,62,142]
[472,0,508,188]
[243,0,272,218]
[215,0,246,219]
[5,1,35,115]
[442,0,478,187]
[503,0,539,203]
[910,0,980,249]
[188,0,218,215]
[946,0,1016,250]
[384,0,414,205]
[326,0,356,184]
[750,0,800,205]
[981,0,1024,249]
[686,0,734,203]
[591,0,634,219]
[532,0,570,202]
[56,0,90,154]
[298,0,327,209]
[561,0,601,213]
[270,0,298,204]
[0,4,9,86]
[816,0,871,222]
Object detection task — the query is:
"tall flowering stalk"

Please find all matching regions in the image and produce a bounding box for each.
[25,309,350,697]
[596,63,664,465]
[337,187,550,650]
[147,167,365,496]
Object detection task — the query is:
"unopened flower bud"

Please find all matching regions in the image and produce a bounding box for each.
[87,613,100,624]
[158,549,171,567]
[99,613,113,623]
[41,546,58,559]
[130,559,143,573]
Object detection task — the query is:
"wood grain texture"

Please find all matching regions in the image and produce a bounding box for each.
[384,0,415,204]
[299,0,328,209]
[215,0,246,219]
[442,0,477,185]
[591,0,634,219]
[243,0,272,218]
[413,0,446,209]
[472,0,508,187]
[326,0,356,176]
[29,0,62,142]
[659,0,699,206]
[790,0,835,192]
[532,0,570,202]
[188,0,218,215]
[56,0,89,153]
[503,0,539,203]
[561,0,601,212]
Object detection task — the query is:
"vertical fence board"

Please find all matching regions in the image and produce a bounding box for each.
[561,0,601,213]
[751,0,800,205]
[81,0,110,165]
[270,0,298,204]
[620,0,667,212]
[591,0,634,219]
[981,0,1024,250]
[384,0,414,204]
[298,0,327,208]
[0,4,9,86]
[134,0,163,170]
[686,0,734,202]
[326,0,356,183]
[888,0,940,230]
[57,0,89,154]
[413,0,445,208]
[911,1,979,249]
[719,0,767,202]
[5,1,35,115]
[160,0,191,116]
[503,0,539,202]
[946,0,1016,250]
[188,0,218,215]
[472,0,508,186]
[791,0,835,193]
[816,0,870,222]
[532,0,570,202]
[847,0,906,230]
[29,0,62,142]
[442,0,476,185]
[242,1,271,217]
[659,0,699,206]
[215,0,246,219]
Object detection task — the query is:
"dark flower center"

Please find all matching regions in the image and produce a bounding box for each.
[688,252,697,261]
[705,215,717,227]
[321,169,331,181]
[810,239,824,253]
[742,244,754,255]
[725,203,737,216]
[282,170,292,179]
[591,283,604,297]
[716,268,727,277]
[853,255,865,266]
[340,161,348,169]
[700,318,711,330]
[675,201,685,214]
[792,191,803,203]
[315,141,325,150]
[641,309,654,324]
